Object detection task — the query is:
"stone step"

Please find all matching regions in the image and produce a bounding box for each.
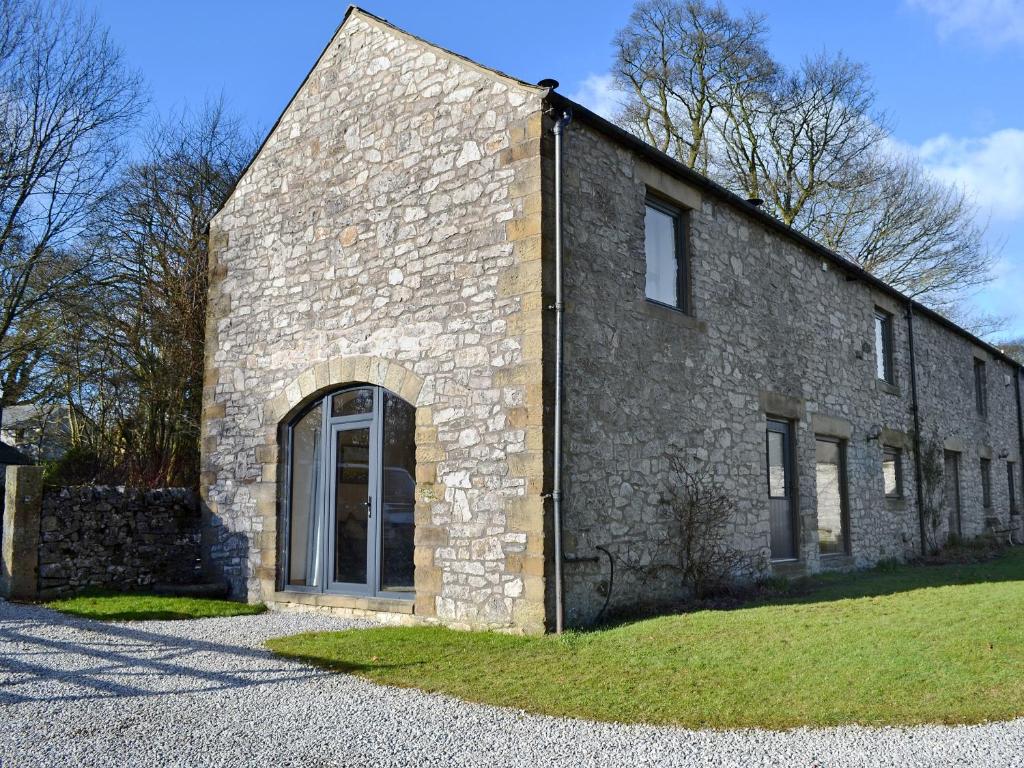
[152,582,230,599]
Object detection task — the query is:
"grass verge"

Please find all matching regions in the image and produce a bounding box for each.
[267,549,1024,729]
[48,592,266,621]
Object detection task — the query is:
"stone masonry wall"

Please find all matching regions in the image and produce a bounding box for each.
[201,12,548,632]
[558,120,1023,626]
[37,486,201,598]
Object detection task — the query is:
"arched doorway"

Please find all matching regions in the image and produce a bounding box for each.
[281,384,416,598]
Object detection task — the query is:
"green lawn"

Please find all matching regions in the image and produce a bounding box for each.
[267,550,1024,729]
[48,592,267,621]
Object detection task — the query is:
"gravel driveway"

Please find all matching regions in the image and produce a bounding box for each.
[1,599,1022,767]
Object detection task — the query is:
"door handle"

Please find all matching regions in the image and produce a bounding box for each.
[365,497,372,518]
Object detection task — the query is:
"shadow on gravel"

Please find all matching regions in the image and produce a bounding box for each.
[0,603,329,705]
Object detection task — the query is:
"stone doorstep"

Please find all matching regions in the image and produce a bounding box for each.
[270,590,416,615]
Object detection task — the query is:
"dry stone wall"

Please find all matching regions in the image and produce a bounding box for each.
[37,486,201,598]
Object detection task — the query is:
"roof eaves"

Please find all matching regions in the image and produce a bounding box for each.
[547,91,1022,373]
[211,6,544,222]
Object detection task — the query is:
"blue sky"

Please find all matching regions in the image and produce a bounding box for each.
[89,0,1024,339]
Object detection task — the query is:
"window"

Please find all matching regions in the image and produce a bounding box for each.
[644,197,688,311]
[282,384,416,597]
[981,458,992,508]
[815,437,850,556]
[882,447,903,498]
[974,358,988,417]
[767,419,797,560]
[874,309,894,384]
[1009,462,1018,514]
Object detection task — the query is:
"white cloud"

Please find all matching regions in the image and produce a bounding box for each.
[568,73,625,121]
[892,128,1024,334]
[908,0,1024,47]
[971,252,1024,336]
[911,129,1024,220]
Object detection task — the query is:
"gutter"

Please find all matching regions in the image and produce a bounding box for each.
[546,92,1022,377]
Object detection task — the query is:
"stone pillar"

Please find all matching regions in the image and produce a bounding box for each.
[1,465,43,600]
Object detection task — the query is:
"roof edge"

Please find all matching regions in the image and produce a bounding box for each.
[547,92,1022,373]
[211,6,544,222]
[350,7,546,93]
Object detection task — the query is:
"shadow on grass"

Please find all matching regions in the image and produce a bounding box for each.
[784,546,1024,604]
[266,644,427,676]
[592,545,1024,630]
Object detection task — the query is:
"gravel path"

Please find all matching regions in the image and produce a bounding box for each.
[1,599,1022,767]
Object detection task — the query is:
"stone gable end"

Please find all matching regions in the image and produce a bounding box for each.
[201,10,549,633]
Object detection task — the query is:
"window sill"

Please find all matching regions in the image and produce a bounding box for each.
[875,379,900,396]
[639,299,706,332]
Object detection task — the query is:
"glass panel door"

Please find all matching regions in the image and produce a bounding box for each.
[329,423,374,591]
[767,419,797,560]
[284,384,416,599]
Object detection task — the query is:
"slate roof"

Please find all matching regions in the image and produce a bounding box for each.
[0,440,32,466]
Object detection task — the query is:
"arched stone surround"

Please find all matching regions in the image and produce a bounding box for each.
[254,355,441,621]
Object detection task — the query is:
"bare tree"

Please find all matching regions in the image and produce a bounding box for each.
[999,339,1024,365]
[721,52,887,227]
[809,152,996,314]
[616,456,760,600]
[614,0,775,172]
[613,0,1000,328]
[0,0,144,409]
[57,100,254,486]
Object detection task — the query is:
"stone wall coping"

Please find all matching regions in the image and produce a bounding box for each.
[270,589,416,615]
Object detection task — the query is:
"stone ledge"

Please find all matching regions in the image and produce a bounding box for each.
[875,379,901,397]
[270,590,416,615]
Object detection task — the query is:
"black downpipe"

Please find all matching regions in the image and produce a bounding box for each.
[906,303,928,556]
[1016,370,1024,515]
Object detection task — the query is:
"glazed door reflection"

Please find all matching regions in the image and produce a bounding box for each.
[328,423,375,592]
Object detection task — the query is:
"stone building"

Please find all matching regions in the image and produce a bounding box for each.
[201,7,1024,633]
